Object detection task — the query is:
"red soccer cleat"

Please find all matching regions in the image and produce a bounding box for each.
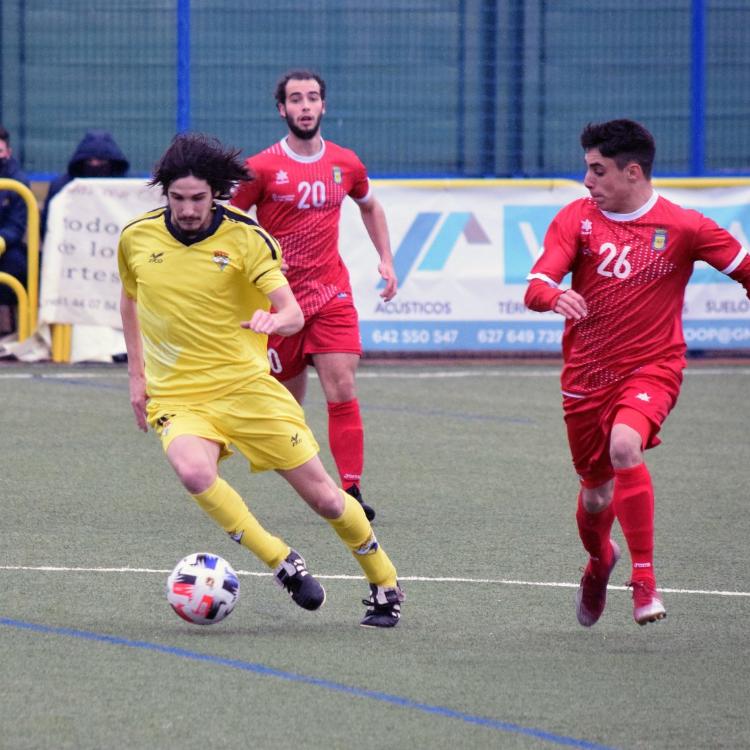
[576,539,621,627]
[628,579,666,625]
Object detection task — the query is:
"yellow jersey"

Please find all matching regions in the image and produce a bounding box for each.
[118,203,287,402]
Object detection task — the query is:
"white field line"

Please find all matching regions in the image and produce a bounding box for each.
[3,367,750,381]
[0,564,747,597]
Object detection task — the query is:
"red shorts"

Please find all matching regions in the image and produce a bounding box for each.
[267,292,362,381]
[563,362,683,487]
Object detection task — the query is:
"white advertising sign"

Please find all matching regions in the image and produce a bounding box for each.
[39,178,750,358]
[341,180,750,352]
[40,178,162,328]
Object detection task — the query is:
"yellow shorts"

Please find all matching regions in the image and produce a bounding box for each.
[146,373,319,472]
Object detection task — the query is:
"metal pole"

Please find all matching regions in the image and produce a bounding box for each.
[508,0,524,176]
[456,0,466,174]
[690,0,706,175]
[176,0,191,133]
[18,0,27,164]
[480,0,498,176]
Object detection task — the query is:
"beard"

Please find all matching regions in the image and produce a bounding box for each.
[286,112,322,140]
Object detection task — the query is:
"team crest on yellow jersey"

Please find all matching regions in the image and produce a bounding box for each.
[332,166,342,184]
[652,229,668,252]
[212,250,230,270]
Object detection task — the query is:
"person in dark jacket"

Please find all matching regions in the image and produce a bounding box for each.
[41,130,130,237]
[0,125,31,334]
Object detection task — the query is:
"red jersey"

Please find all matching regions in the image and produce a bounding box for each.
[231,138,371,317]
[525,193,750,395]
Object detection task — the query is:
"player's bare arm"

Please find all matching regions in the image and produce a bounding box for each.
[358,196,397,301]
[553,289,588,320]
[240,283,304,337]
[119,287,149,432]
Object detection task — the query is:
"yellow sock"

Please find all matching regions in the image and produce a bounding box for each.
[327,490,397,587]
[191,478,289,568]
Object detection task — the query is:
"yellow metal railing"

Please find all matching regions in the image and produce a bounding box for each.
[51,322,72,362]
[0,271,29,340]
[0,178,40,341]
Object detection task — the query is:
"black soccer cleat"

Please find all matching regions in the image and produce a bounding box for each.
[345,484,376,522]
[360,583,405,628]
[273,550,326,611]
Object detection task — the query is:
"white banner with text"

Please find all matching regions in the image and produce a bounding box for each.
[40,178,750,356]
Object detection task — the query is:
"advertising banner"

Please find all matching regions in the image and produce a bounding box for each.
[39,178,750,358]
[40,178,162,328]
[340,180,750,352]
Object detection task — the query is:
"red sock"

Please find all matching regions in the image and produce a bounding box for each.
[613,463,655,583]
[576,493,615,570]
[327,399,364,487]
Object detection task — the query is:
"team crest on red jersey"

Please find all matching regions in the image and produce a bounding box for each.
[651,229,668,252]
[212,250,230,270]
[332,166,342,184]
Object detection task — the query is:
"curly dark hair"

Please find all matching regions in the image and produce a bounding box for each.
[274,69,326,106]
[580,119,656,179]
[149,132,252,199]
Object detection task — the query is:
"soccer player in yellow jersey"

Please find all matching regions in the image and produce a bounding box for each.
[118,133,404,627]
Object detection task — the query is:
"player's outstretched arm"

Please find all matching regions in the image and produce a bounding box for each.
[358,197,397,301]
[241,283,304,337]
[119,288,149,432]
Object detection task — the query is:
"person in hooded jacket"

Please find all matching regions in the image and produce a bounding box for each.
[0,124,31,335]
[41,130,130,237]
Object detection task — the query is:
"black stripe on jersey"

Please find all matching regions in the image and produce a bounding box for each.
[254,268,276,284]
[224,206,279,261]
[249,226,279,261]
[121,207,167,233]
[224,205,261,228]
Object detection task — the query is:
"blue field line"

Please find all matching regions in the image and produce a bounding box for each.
[0,616,616,750]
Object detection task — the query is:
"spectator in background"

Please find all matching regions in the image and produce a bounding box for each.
[0,125,30,336]
[41,129,129,237]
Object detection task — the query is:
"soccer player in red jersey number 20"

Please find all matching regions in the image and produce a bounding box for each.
[231,70,397,523]
[525,119,750,627]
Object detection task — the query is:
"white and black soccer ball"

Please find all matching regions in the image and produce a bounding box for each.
[166,552,240,625]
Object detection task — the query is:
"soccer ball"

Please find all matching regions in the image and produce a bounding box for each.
[166,552,240,625]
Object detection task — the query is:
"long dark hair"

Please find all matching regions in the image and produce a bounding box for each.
[149,132,252,199]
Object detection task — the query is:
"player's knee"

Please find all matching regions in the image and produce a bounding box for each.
[173,459,217,494]
[304,483,345,519]
[609,433,642,468]
[320,368,356,401]
[581,482,613,513]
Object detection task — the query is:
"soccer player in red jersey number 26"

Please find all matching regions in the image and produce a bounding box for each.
[525,119,750,627]
[231,69,397,522]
